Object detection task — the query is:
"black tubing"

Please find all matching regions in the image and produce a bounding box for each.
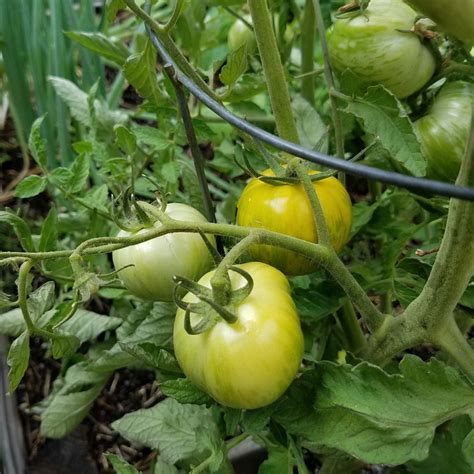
[146,27,474,202]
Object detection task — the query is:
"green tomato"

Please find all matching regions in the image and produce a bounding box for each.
[414,81,474,182]
[327,0,436,98]
[112,203,215,302]
[173,262,304,409]
[405,0,474,45]
[228,16,257,54]
[236,169,352,276]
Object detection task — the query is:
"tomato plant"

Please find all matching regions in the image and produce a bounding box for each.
[236,169,352,275]
[173,262,304,409]
[327,0,436,98]
[415,81,474,182]
[112,203,216,302]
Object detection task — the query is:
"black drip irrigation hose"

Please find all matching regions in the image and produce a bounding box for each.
[145,26,474,202]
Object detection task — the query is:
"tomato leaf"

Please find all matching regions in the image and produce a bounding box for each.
[343,86,426,177]
[39,207,58,252]
[160,378,211,405]
[274,356,474,465]
[68,154,91,194]
[7,331,30,393]
[15,175,48,198]
[0,210,35,251]
[119,342,181,374]
[51,331,81,359]
[27,281,56,321]
[111,398,228,470]
[292,95,328,152]
[106,0,127,23]
[220,45,248,87]
[28,115,48,168]
[65,31,129,66]
[406,416,473,474]
[123,40,163,106]
[40,363,109,438]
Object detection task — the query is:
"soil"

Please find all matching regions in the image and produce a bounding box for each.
[16,337,158,474]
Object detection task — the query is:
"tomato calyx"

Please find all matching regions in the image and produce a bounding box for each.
[172,266,254,335]
[112,187,168,233]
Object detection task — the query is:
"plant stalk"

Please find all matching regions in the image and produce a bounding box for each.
[247,0,300,143]
[300,0,316,106]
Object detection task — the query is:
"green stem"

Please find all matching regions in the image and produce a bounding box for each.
[226,433,250,451]
[366,108,474,368]
[1,221,381,331]
[17,260,36,333]
[300,0,316,105]
[312,0,345,163]
[294,161,331,247]
[432,317,474,381]
[338,299,367,353]
[211,233,258,305]
[247,0,300,143]
[122,0,218,100]
[323,255,385,334]
[162,0,184,32]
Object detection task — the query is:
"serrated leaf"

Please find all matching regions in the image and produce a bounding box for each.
[28,115,47,168]
[123,40,162,105]
[28,281,55,321]
[133,125,170,150]
[160,379,211,404]
[7,331,30,393]
[105,453,140,474]
[293,95,328,152]
[407,417,473,474]
[220,45,248,87]
[15,175,48,198]
[0,309,26,337]
[259,444,294,474]
[65,31,128,66]
[114,124,137,155]
[49,76,91,127]
[350,200,381,238]
[39,207,58,252]
[40,363,109,438]
[111,398,225,466]
[0,210,34,251]
[161,161,181,184]
[343,86,426,176]
[50,167,73,187]
[119,342,181,373]
[51,331,81,359]
[76,183,109,213]
[152,460,181,474]
[275,356,474,465]
[69,154,90,194]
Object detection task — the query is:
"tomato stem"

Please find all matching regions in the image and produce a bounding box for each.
[312,0,346,181]
[247,0,300,143]
[17,260,36,334]
[294,161,332,248]
[300,0,316,106]
[338,299,367,352]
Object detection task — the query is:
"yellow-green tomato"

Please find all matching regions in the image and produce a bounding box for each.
[327,0,436,98]
[236,169,352,276]
[112,203,215,302]
[228,16,257,54]
[173,262,304,409]
[414,81,474,182]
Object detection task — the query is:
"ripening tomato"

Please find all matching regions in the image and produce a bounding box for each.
[173,262,304,409]
[414,81,474,182]
[112,203,215,302]
[405,0,474,44]
[327,0,436,98]
[236,169,352,275]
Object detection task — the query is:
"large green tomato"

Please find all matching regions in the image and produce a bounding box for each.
[327,0,436,98]
[405,0,474,45]
[112,203,215,302]
[173,262,304,409]
[228,16,257,54]
[236,169,352,276]
[414,81,474,182]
